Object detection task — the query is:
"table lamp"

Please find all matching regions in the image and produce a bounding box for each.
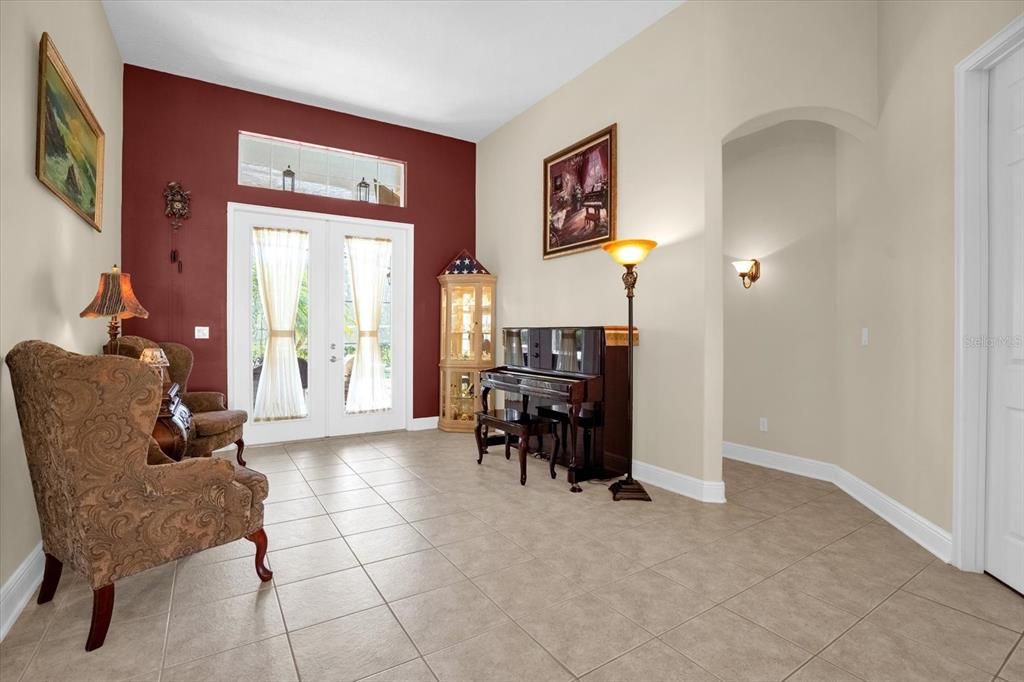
[602,238,657,501]
[80,265,149,349]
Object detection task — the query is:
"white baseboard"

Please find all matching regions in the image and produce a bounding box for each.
[722,442,837,483]
[633,460,726,503]
[832,468,953,563]
[407,416,439,431]
[0,542,43,641]
[723,441,952,562]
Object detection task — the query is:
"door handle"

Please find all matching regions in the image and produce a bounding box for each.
[330,343,337,350]
[330,355,338,363]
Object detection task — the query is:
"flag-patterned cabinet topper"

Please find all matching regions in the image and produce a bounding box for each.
[441,250,490,275]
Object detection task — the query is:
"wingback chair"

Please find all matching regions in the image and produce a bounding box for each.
[5,341,272,651]
[107,336,249,465]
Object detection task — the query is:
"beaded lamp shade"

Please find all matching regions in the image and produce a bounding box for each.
[139,347,170,385]
[80,265,149,347]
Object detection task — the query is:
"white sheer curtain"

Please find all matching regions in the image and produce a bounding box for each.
[345,236,392,414]
[253,227,308,421]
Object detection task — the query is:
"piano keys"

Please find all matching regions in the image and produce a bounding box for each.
[478,326,634,492]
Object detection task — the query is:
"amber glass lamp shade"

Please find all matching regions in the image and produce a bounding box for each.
[80,265,149,346]
[602,239,657,266]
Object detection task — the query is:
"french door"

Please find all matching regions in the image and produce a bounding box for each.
[228,203,410,444]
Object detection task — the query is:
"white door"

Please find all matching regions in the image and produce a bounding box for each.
[985,43,1024,593]
[228,204,410,445]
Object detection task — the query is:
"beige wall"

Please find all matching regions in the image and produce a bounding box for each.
[477,1,877,481]
[477,0,1020,532]
[0,1,122,585]
[478,5,710,476]
[719,2,1020,530]
[834,1,1022,531]
[724,121,840,464]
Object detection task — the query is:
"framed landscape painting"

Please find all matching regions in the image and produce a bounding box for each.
[36,32,105,232]
[543,124,616,259]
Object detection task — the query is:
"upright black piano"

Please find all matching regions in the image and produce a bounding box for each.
[479,326,634,491]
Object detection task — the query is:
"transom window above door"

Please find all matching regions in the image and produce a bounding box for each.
[238,131,406,207]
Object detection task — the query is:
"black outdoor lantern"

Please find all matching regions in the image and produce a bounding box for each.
[357,176,371,202]
[282,165,295,191]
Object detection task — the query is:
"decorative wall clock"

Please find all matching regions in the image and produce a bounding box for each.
[164,181,191,229]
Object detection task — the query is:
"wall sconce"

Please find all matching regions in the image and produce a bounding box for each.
[282,165,296,191]
[732,259,760,288]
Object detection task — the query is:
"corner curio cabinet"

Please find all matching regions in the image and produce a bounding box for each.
[438,251,496,432]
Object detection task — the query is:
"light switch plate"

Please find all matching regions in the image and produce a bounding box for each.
[861,327,869,346]
[759,417,768,432]
[194,326,210,339]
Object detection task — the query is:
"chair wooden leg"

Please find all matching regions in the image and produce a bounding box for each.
[235,438,246,466]
[245,528,273,582]
[38,553,63,604]
[85,584,114,651]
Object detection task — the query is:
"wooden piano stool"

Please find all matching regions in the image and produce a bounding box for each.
[474,409,560,486]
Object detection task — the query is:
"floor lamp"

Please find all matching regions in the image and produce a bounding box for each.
[602,239,656,502]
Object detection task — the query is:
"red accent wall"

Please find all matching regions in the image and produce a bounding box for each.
[121,66,475,418]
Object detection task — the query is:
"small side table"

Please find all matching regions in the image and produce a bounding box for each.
[153,383,192,461]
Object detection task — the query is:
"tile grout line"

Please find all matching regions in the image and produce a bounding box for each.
[291,440,891,682]
[899,584,1024,635]
[725,479,947,679]
[651,488,881,681]
[619,473,883,680]
[12,591,58,682]
[266,540,303,682]
[17,436,1014,682]
[155,560,179,680]
[342,523,440,679]
[994,628,1023,680]
[781,558,944,681]
[431,473,733,679]
[332,485,584,681]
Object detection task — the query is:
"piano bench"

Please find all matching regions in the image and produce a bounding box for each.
[474,409,561,486]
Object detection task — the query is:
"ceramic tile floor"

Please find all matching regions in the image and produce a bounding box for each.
[2,429,1022,681]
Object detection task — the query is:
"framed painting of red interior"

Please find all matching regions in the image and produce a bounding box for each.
[543,124,616,259]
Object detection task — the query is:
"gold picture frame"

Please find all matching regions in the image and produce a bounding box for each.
[36,32,105,232]
[543,124,616,259]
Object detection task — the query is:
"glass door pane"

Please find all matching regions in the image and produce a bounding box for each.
[449,286,476,360]
[250,226,311,422]
[342,236,393,415]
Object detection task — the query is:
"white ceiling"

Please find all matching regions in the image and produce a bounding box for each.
[102,0,682,141]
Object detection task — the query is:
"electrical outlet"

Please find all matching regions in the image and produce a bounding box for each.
[759,417,768,432]
[194,326,210,339]
[861,327,869,346]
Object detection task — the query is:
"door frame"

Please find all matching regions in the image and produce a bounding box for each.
[952,15,1024,572]
[225,201,416,441]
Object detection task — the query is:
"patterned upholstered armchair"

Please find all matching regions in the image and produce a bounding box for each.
[5,341,272,651]
[107,335,249,465]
